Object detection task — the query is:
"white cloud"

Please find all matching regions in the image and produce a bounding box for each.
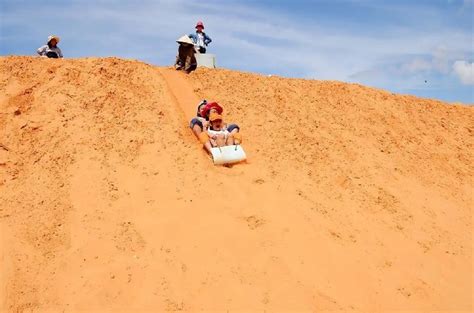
[397,46,467,76]
[453,61,474,85]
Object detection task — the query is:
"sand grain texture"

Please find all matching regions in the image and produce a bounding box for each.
[0,56,472,312]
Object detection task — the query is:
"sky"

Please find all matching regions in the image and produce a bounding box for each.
[1,0,473,103]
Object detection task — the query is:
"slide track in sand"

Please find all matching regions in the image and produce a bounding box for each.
[159,68,200,123]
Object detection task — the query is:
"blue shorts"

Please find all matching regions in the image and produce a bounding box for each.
[190,118,203,130]
[227,124,240,132]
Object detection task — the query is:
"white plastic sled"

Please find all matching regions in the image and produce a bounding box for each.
[210,145,247,165]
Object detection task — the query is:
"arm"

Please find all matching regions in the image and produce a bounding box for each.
[57,48,63,58]
[184,52,196,71]
[204,34,212,46]
[188,34,197,44]
[37,45,46,56]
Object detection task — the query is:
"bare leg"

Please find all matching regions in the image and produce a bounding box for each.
[203,141,213,154]
[226,135,235,145]
[192,124,202,138]
[192,124,213,154]
[215,134,227,147]
[231,129,240,145]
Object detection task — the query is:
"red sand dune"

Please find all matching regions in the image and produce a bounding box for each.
[0,56,472,312]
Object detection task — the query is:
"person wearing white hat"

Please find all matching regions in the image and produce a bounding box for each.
[175,35,197,73]
[37,35,63,58]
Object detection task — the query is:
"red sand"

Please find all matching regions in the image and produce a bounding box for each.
[0,56,472,312]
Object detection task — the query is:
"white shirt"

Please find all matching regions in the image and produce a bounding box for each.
[207,127,229,139]
[37,45,63,58]
[196,33,205,47]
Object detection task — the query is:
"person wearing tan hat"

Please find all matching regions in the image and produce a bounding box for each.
[175,35,197,73]
[37,35,63,58]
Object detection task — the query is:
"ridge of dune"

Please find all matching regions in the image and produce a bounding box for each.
[0,56,472,312]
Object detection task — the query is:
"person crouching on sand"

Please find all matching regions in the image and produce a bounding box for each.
[37,35,63,58]
[175,35,197,73]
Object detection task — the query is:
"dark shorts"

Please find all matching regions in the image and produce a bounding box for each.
[46,51,59,58]
[190,118,203,130]
[227,124,240,133]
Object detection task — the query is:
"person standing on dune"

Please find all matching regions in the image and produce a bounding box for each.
[37,35,63,58]
[189,21,212,54]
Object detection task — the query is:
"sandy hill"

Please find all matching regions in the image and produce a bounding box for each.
[0,56,472,312]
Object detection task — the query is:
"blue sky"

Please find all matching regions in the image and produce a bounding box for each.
[1,0,473,103]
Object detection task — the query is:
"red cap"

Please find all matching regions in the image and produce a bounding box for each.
[196,21,204,29]
[201,102,223,119]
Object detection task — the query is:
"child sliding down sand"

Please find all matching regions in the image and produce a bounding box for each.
[193,102,242,153]
[207,112,234,147]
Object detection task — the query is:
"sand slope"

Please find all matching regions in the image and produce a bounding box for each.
[0,56,472,312]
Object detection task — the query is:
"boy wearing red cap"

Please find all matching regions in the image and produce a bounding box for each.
[206,112,233,147]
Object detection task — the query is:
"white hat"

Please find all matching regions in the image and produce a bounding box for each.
[47,35,60,43]
[176,35,193,45]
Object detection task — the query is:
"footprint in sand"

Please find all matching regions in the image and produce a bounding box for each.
[244,215,266,230]
[113,221,146,252]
